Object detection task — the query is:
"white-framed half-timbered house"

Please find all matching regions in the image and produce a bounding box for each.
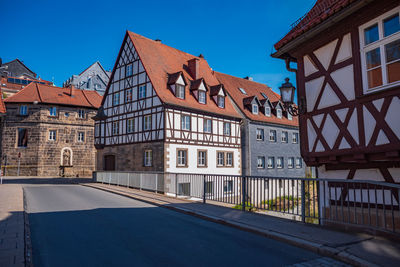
[94,31,242,176]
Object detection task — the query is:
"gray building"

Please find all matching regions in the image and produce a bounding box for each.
[63,61,110,95]
[0,58,36,79]
[216,72,305,177]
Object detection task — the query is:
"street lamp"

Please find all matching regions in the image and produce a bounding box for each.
[279,78,304,116]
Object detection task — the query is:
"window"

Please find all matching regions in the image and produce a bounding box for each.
[19,105,28,116]
[198,150,207,167]
[78,132,85,142]
[217,152,225,166]
[78,109,85,119]
[239,87,247,94]
[64,112,70,117]
[176,84,185,99]
[269,130,276,142]
[181,115,191,131]
[198,90,206,104]
[127,118,134,133]
[265,106,271,117]
[205,181,214,195]
[223,122,231,136]
[224,181,233,193]
[360,8,400,92]
[288,112,292,120]
[144,150,152,167]
[17,128,28,147]
[281,131,288,143]
[226,152,233,167]
[277,157,284,169]
[277,109,282,118]
[49,130,56,141]
[256,129,264,141]
[126,88,133,102]
[267,157,275,169]
[177,149,188,167]
[204,119,212,133]
[217,96,225,108]
[292,132,299,144]
[126,64,133,76]
[252,104,259,114]
[112,121,119,135]
[296,157,303,169]
[139,85,146,99]
[144,115,151,131]
[261,92,268,98]
[257,156,265,169]
[49,107,57,117]
[178,183,190,196]
[288,157,294,169]
[113,92,120,106]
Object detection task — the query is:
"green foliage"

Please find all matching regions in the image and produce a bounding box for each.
[2,92,7,99]
[233,202,256,211]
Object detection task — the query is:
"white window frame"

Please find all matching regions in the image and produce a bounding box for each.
[198,151,207,167]
[359,7,400,94]
[49,130,56,141]
[204,119,212,133]
[177,149,187,167]
[226,152,233,167]
[78,132,85,142]
[217,96,225,108]
[288,112,293,120]
[267,157,275,169]
[288,157,294,169]
[198,90,206,104]
[277,157,284,169]
[223,122,231,136]
[181,115,191,131]
[277,109,282,119]
[49,107,57,117]
[176,84,185,99]
[112,121,119,135]
[144,115,151,131]
[252,104,258,114]
[257,156,265,169]
[281,131,288,143]
[144,150,152,167]
[78,109,85,119]
[292,132,299,144]
[269,130,276,142]
[217,152,225,166]
[139,85,146,99]
[265,106,271,117]
[127,118,134,133]
[256,129,264,141]
[296,157,303,169]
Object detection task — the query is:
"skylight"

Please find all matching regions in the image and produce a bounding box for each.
[239,87,247,95]
[261,92,268,98]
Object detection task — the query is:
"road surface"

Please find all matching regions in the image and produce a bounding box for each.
[24,184,343,266]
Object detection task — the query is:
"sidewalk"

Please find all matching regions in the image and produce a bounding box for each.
[85,182,400,267]
[0,184,25,267]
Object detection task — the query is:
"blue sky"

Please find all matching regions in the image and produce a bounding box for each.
[1,0,315,93]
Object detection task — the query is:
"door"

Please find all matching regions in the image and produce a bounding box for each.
[103,155,115,171]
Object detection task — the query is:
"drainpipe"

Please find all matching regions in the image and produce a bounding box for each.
[285,57,297,73]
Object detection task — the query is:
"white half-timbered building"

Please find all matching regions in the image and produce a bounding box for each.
[94,31,241,175]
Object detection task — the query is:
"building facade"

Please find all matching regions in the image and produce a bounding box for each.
[2,83,101,177]
[215,72,305,177]
[95,31,242,176]
[0,58,36,79]
[63,61,111,95]
[0,92,5,174]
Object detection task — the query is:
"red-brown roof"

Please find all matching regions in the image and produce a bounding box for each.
[0,76,53,92]
[125,31,241,119]
[0,90,6,114]
[274,0,357,50]
[4,83,102,109]
[215,72,298,127]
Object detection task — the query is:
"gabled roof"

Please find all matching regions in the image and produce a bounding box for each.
[209,84,225,96]
[190,78,208,91]
[215,71,298,127]
[243,96,261,106]
[79,61,110,78]
[116,31,240,119]
[4,82,102,109]
[274,0,360,51]
[2,59,37,78]
[0,90,6,114]
[260,98,272,107]
[167,71,186,85]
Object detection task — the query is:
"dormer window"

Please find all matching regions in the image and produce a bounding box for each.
[199,90,206,104]
[287,112,293,120]
[176,84,185,99]
[217,96,225,108]
[277,109,282,119]
[252,104,258,114]
[49,107,57,117]
[239,87,247,94]
[265,106,271,117]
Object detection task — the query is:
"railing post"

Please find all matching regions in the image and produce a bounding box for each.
[127,173,130,188]
[117,173,120,186]
[301,179,306,223]
[140,173,143,190]
[175,174,178,197]
[203,174,206,204]
[242,176,246,211]
[155,174,158,194]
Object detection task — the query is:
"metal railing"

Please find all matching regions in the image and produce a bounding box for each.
[93,171,400,235]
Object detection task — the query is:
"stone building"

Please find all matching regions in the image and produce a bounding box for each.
[215,72,305,177]
[0,92,5,173]
[63,61,111,95]
[2,83,102,177]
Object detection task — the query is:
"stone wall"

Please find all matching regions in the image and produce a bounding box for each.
[2,103,97,177]
[96,141,164,172]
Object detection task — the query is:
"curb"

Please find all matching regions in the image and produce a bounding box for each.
[22,188,33,267]
[82,183,376,267]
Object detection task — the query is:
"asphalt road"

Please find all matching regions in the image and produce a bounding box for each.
[24,185,334,267]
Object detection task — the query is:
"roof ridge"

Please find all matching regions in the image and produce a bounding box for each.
[81,89,95,108]
[213,71,272,88]
[36,83,43,102]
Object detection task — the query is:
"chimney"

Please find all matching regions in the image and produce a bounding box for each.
[198,54,204,58]
[244,76,253,81]
[188,58,200,80]
[155,39,162,43]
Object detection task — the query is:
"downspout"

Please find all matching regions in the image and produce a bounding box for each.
[285,58,297,73]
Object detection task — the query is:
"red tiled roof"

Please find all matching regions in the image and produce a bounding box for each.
[0,90,6,114]
[274,0,357,50]
[4,83,102,109]
[215,72,298,127]
[126,31,241,119]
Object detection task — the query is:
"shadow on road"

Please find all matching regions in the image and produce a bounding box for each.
[1,177,92,185]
